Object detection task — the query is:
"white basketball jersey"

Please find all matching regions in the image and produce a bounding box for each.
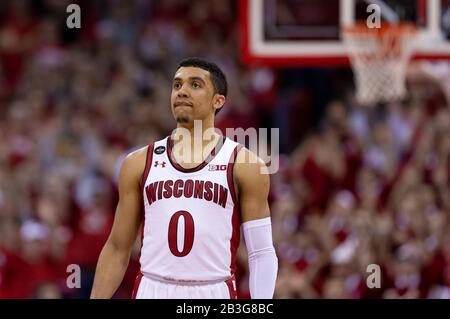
[139,136,242,283]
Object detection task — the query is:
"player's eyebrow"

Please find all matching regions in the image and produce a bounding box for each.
[173,76,206,84]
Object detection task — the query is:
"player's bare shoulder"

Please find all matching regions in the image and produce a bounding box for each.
[234,146,270,222]
[234,147,269,183]
[119,145,150,186]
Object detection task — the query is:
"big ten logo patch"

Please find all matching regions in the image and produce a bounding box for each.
[209,165,227,171]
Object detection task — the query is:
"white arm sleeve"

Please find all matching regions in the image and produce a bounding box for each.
[242,217,278,299]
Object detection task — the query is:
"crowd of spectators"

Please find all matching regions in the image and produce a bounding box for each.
[0,0,449,299]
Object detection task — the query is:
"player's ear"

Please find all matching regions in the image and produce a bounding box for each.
[212,94,225,113]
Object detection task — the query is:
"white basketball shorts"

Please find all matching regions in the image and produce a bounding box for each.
[132,273,237,299]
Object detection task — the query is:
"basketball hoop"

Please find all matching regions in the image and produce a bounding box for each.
[343,23,417,105]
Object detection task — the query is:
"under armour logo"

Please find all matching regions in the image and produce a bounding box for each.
[154,161,166,168]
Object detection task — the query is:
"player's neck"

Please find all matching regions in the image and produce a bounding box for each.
[175,117,217,143]
[172,118,220,164]
[172,126,220,148]
[175,120,214,135]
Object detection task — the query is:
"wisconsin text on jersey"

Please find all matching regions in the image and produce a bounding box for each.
[144,179,228,208]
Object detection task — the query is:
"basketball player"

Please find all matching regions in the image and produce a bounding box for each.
[90,58,278,299]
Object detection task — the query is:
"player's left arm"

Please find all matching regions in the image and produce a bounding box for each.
[235,148,278,299]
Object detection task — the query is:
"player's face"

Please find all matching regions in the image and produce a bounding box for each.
[171,67,223,125]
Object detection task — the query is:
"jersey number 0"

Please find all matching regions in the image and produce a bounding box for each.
[168,210,195,257]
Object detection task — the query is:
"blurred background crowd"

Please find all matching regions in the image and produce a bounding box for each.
[0,0,449,299]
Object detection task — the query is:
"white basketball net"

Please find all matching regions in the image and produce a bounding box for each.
[343,24,417,105]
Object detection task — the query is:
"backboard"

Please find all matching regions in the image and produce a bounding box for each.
[240,0,450,66]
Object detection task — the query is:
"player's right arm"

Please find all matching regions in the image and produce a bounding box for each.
[90,147,147,299]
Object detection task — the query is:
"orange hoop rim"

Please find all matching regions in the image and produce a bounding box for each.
[343,22,417,36]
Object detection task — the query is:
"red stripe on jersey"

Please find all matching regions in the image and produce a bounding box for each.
[140,144,154,192]
[227,145,242,204]
[227,144,243,277]
[225,275,237,299]
[131,272,143,299]
[136,143,153,298]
